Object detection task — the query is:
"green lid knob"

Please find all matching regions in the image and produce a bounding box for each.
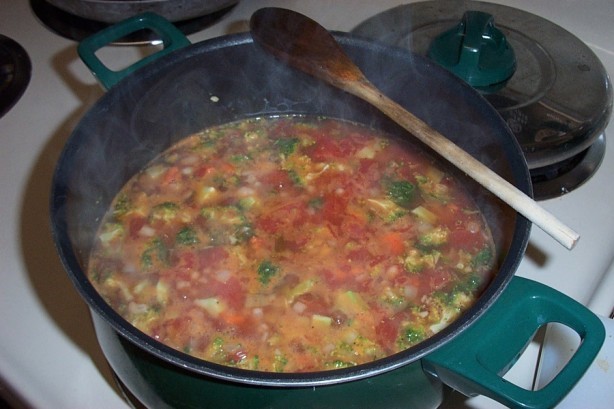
[428,11,516,90]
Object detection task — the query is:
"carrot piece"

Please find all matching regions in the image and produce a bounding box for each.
[219,162,236,174]
[382,232,405,256]
[162,166,180,185]
[221,312,247,326]
[249,236,266,250]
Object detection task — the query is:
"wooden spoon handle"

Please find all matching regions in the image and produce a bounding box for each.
[347,78,580,250]
[249,8,579,249]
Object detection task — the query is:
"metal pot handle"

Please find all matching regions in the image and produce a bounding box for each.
[422,276,605,409]
[77,13,191,90]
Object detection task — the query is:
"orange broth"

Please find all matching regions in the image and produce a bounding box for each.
[88,116,495,372]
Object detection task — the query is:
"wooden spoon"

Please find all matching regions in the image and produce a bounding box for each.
[249,7,579,250]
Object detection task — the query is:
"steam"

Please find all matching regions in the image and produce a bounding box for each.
[58,31,526,286]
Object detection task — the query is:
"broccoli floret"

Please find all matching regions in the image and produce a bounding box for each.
[433,275,481,308]
[380,287,408,310]
[97,222,124,245]
[201,205,254,245]
[237,196,257,210]
[141,237,169,268]
[415,168,450,203]
[455,275,481,294]
[418,227,449,248]
[325,360,356,369]
[404,249,441,273]
[207,337,227,363]
[151,202,179,222]
[397,326,427,349]
[273,353,288,372]
[176,226,200,246]
[365,198,407,223]
[202,205,243,224]
[112,194,131,217]
[329,335,382,364]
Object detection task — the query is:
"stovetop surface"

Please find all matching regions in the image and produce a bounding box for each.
[1,1,613,408]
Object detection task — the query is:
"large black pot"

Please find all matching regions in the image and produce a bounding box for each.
[50,13,604,409]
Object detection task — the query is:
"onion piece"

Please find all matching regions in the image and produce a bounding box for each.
[292,301,307,314]
[214,269,231,283]
[138,225,156,237]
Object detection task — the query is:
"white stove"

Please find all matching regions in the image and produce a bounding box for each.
[1,1,612,408]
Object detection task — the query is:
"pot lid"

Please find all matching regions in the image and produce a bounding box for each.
[352,1,613,172]
[0,34,31,119]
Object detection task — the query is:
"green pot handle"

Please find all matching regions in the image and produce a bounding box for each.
[423,276,605,409]
[77,12,191,90]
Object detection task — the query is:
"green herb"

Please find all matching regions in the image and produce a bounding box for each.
[257,259,279,284]
[308,197,324,210]
[287,169,303,186]
[387,180,416,208]
[141,252,152,269]
[152,238,168,263]
[274,137,300,156]
[454,275,481,294]
[89,267,112,284]
[472,247,493,268]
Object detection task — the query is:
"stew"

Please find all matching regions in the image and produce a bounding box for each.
[88,116,495,372]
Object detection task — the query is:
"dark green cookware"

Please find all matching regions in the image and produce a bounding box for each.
[50,12,604,409]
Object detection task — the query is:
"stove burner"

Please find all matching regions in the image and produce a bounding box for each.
[31,0,236,45]
[0,34,31,118]
[531,133,605,200]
